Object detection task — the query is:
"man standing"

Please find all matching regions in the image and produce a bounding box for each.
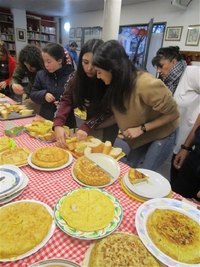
[64,41,78,68]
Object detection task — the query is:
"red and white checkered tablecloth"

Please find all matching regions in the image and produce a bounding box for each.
[0,115,183,267]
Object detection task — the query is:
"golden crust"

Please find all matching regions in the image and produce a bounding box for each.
[73,156,111,186]
[128,168,148,184]
[31,147,69,168]
[59,189,115,232]
[0,147,30,166]
[88,233,160,267]
[0,202,52,259]
[146,208,200,264]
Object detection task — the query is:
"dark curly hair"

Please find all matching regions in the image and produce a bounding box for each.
[18,44,44,71]
[152,46,182,68]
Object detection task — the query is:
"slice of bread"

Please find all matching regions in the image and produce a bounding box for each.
[109,147,122,159]
[128,168,149,185]
[102,141,112,155]
[87,138,104,153]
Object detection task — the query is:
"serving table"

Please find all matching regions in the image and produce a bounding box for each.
[0,113,191,267]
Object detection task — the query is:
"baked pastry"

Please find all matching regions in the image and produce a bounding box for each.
[73,155,111,186]
[0,136,11,152]
[146,208,200,264]
[31,147,69,168]
[128,168,149,184]
[88,233,160,267]
[59,188,115,232]
[0,147,31,166]
[0,201,53,259]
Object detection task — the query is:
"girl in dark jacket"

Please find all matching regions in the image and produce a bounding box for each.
[30,43,75,125]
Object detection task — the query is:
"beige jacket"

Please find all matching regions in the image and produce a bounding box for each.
[113,72,179,149]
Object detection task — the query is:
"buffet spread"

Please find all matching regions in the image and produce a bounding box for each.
[0,96,199,267]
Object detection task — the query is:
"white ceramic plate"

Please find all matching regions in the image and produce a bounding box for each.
[71,153,120,188]
[0,199,56,262]
[135,198,200,267]
[27,151,73,171]
[30,258,81,267]
[124,168,171,198]
[0,165,23,197]
[54,187,123,240]
[0,166,29,204]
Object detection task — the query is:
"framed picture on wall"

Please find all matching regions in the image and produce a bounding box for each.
[16,28,26,42]
[69,28,75,38]
[76,27,82,38]
[165,26,183,41]
[185,24,200,46]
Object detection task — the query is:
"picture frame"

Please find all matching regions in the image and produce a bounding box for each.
[16,28,26,42]
[69,28,75,38]
[185,24,200,46]
[165,26,183,41]
[76,27,82,38]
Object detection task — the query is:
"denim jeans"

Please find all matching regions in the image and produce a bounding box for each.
[126,127,179,171]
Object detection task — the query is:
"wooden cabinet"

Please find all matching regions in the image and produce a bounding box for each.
[26,14,57,48]
[0,11,16,58]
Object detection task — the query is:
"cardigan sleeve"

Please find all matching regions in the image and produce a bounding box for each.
[5,56,16,86]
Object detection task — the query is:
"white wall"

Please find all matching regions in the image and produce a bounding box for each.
[61,0,200,52]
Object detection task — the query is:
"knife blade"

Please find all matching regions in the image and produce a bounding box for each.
[85,156,115,180]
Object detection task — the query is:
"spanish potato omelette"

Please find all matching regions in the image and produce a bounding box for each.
[31,147,69,168]
[59,188,115,232]
[87,232,160,267]
[146,208,200,264]
[0,201,53,259]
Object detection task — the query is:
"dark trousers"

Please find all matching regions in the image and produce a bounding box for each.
[170,152,200,200]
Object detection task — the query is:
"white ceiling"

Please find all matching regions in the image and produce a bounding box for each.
[0,0,156,17]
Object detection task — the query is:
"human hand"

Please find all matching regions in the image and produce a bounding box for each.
[12,84,24,94]
[0,81,6,89]
[173,149,189,169]
[76,129,88,141]
[54,126,68,148]
[45,93,55,103]
[123,127,143,139]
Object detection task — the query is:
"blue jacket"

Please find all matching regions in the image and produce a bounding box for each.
[30,64,76,126]
[64,45,78,67]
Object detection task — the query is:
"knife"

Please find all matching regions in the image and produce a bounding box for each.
[85,156,115,180]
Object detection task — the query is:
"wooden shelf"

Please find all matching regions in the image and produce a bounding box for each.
[0,10,15,57]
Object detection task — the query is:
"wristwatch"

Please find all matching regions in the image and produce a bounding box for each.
[141,124,146,133]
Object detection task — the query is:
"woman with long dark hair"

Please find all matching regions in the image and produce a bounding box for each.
[92,40,180,171]
[54,39,118,147]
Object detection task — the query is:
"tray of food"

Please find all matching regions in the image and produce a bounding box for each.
[0,103,35,120]
[65,136,125,161]
[24,118,55,142]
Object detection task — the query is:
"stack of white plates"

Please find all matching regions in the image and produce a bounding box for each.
[123,168,171,200]
[0,164,29,204]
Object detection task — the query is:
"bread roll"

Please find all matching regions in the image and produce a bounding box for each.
[102,141,112,155]
[109,147,122,159]
[75,141,87,156]
[44,131,55,141]
[87,138,104,153]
